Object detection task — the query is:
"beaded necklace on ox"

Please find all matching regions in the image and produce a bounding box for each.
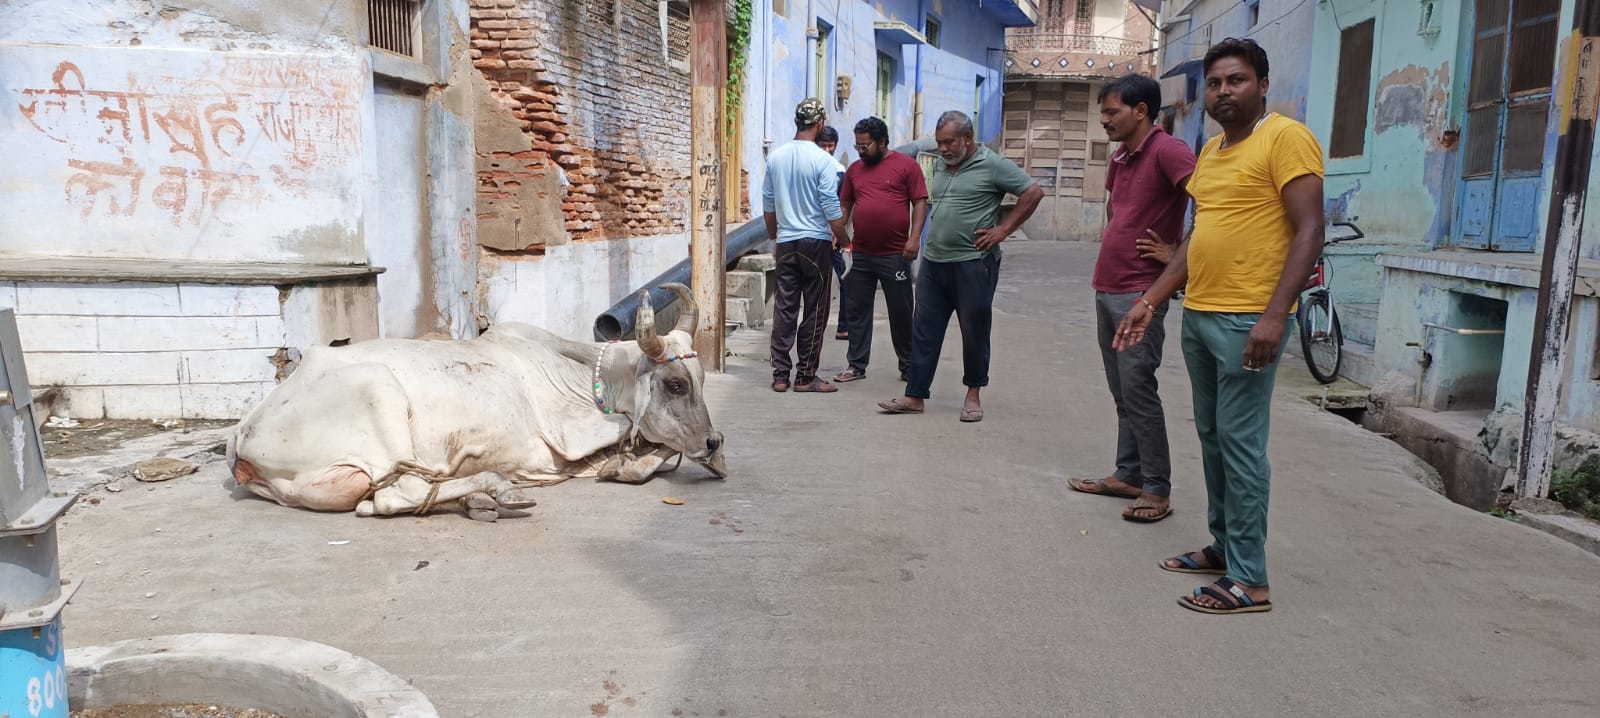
[592,342,698,415]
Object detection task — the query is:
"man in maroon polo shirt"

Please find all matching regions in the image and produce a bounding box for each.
[832,116,929,384]
[1067,74,1196,523]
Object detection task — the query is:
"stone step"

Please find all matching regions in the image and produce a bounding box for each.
[725,270,767,302]
[735,253,776,272]
[1337,302,1380,347]
[725,296,765,328]
[1339,339,1378,388]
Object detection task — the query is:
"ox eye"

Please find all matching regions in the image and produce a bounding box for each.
[665,378,689,395]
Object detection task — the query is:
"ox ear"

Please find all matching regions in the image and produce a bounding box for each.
[628,356,656,442]
[635,288,667,359]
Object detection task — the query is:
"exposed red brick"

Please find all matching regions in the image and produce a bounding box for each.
[468,0,741,242]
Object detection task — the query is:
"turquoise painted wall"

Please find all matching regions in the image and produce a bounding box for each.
[1301,0,1465,364]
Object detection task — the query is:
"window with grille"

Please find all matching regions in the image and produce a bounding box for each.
[1074,0,1093,34]
[1043,0,1067,34]
[369,0,419,57]
[1329,19,1375,159]
[925,16,941,48]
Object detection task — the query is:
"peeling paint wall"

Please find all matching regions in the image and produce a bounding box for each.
[0,6,367,263]
[1306,2,1460,248]
[1,0,479,416]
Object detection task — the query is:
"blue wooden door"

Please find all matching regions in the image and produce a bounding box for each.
[1457,0,1559,252]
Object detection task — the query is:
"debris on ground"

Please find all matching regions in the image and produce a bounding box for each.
[134,457,200,483]
[153,418,186,429]
[47,415,81,428]
[72,705,286,718]
[662,497,685,505]
[42,419,234,461]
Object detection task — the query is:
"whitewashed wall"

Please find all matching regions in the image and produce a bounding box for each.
[0,282,282,418]
[0,0,478,418]
[480,233,694,341]
[2,47,366,264]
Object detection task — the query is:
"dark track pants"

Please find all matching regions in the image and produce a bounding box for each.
[842,253,915,378]
[771,238,834,384]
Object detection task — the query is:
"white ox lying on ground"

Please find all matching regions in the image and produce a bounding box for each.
[228,284,726,520]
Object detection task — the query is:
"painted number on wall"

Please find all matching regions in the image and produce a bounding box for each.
[23,620,67,717]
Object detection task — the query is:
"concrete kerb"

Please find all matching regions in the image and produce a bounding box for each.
[68,633,438,717]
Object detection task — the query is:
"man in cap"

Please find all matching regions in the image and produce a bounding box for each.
[763,98,851,393]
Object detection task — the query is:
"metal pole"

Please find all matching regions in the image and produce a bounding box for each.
[1517,3,1600,499]
[689,0,728,370]
[1,309,78,718]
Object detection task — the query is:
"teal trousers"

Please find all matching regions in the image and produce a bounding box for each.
[1181,310,1292,588]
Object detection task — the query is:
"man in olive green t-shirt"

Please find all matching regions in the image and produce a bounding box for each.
[877,111,1043,422]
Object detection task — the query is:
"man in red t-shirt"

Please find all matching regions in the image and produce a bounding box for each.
[1067,74,1196,524]
[832,116,929,384]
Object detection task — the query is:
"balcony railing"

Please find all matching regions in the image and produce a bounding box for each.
[1006,33,1148,56]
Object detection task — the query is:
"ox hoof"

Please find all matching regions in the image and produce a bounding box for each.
[467,508,500,522]
[597,456,626,482]
[494,487,540,510]
[355,500,376,517]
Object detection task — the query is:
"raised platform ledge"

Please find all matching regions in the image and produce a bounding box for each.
[1377,250,1600,296]
[0,257,385,285]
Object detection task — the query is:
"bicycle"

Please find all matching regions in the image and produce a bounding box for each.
[1298,220,1364,384]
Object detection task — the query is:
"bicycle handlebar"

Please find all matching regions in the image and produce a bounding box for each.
[1327,220,1364,244]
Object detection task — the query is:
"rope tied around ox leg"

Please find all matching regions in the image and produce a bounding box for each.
[371,459,578,516]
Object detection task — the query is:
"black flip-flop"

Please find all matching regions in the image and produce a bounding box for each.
[1178,577,1272,615]
[1159,546,1228,575]
[834,369,866,383]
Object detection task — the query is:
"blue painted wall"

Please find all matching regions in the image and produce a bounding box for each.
[741,0,1017,206]
[1304,0,1600,437]
[1158,0,1316,155]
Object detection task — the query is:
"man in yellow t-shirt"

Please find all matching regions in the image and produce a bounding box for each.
[1114,38,1326,615]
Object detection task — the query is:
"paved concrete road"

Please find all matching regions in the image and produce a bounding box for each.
[55,241,1600,717]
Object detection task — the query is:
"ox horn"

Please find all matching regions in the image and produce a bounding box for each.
[662,283,699,337]
[635,288,667,359]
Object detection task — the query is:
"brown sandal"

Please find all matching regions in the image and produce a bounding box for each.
[1067,477,1141,499]
[1122,498,1173,523]
[792,379,838,393]
[772,378,790,392]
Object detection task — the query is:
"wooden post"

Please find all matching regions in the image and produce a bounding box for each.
[689,0,727,370]
[1518,5,1600,498]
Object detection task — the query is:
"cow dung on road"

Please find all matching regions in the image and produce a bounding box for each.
[134,457,200,483]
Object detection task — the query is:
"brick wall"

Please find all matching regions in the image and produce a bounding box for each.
[470,0,698,241]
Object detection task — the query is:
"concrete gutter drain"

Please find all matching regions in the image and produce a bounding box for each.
[1,308,80,718]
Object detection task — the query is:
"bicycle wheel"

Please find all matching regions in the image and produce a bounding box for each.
[1298,293,1342,384]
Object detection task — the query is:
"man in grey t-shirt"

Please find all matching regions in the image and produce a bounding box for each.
[877,111,1043,421]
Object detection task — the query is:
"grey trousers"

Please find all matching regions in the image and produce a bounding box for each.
[1094,291,1173,497]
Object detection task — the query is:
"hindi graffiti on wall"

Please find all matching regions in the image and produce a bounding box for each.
[3,48,365,262]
